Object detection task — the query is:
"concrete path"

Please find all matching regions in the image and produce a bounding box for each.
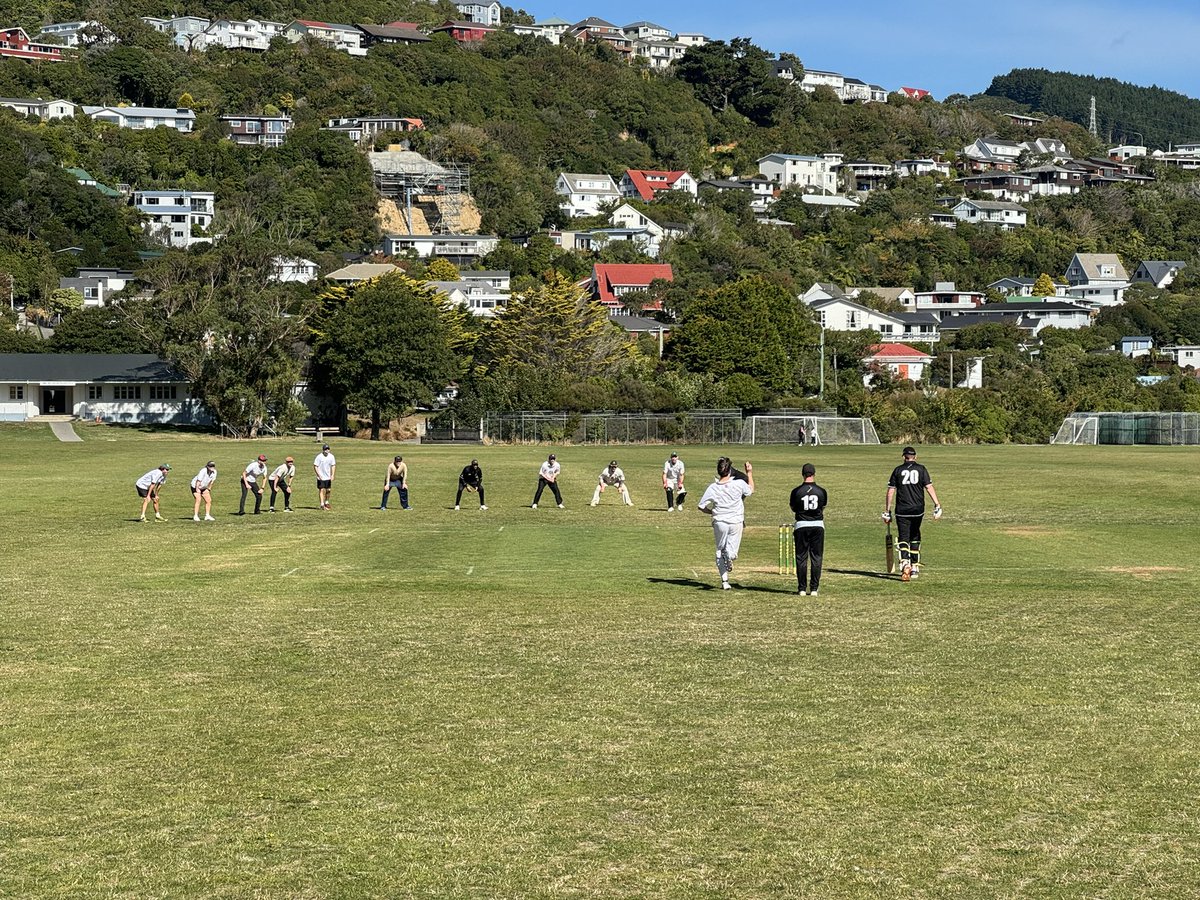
[49,421,83,442]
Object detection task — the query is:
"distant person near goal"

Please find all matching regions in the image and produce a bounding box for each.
[882,446,942,582]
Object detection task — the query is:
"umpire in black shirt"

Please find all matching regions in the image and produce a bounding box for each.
[789,463,828,596]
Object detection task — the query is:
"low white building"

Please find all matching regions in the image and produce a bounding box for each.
[285,20,366,55]
[83,105,195,132]
[383,233,499,263]
[271,257,318,283]
[0,354,201,423]
[894,158,950,178]
[58,268,136,307]
[133,190,216,248]
[1165,345,1200,369]
[36,21,116,46]
[758,153,838,194]
[556,173,621,218]
[194,19,285,51]
[952,199,1027,230]
[0,96,76,119]
[427,269,510,317]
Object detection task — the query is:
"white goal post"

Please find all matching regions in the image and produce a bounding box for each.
[742,415,881,445]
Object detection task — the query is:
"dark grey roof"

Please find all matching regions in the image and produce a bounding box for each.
[611,315,670,333]
[939,313,1021,330]
[980,301,1089,313]
[893,312,940,325]
[356,23,430,40]
[0,354,184,382]
[1134,260,1186,282]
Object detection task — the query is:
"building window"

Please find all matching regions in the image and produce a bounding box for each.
[88,385,103,400]
[114,385,141,400]
[149,385,178,400]
[9,386,23,400]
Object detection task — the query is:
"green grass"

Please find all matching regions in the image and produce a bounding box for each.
[3,424,1200,897]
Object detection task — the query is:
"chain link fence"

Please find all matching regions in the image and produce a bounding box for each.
[482,410,745,445]
[1053,412,1200,445]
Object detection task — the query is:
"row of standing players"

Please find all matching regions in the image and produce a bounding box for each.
[134,445,943,593]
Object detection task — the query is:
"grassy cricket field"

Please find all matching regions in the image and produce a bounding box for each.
[2,422,1199,898]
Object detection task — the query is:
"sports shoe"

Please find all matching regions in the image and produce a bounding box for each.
[798,589,807,596]
[454,505,460,510]
[590,501,598,507]
[269,507,276,512]
[479,505,488,510]
[204,515,215,522]
[193,514,200,522]
[722,581,732,591]
[910,567,920,580]
[154,513,164,521]
[531,503,537,509]
[810,590,819,597]
[284,507,292,512]
[667,506,674,512]
[557,504,564,509]
[901,563,912,582]
[137,515,146,522]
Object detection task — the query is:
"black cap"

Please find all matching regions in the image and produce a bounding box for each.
[322,443,330,450]
[548,453,556,460]
[471,458,478,465]
[394,455,402,462]
[801,463,816,477]
[903,446,916,456]
[670,452,678,458]
[206,460,216,467]
[609,460,618,466]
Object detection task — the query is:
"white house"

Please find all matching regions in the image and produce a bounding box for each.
[968,301,1093,333]
[383,233,499,263]
[556,173,621,218]
[0,354,201,423]
[285,20,366,55]
[673,33,708,46]
[1133,260,1186,289]
[633,39,685,69]
[758,154,838,194]
[1064,253,1130,306]
[800,69,844,94]
[455,2,501,26]
[961,135,1023,169]
[907,282,986,318]
[323,116,424,144]
[622,21,672,41]
[132,190,216,248]
[1165,346,1200,369]
[193,19,285,51]
[0,96,76,119]
[1109,144,1148,161]
[952,199,1027,230]
[271,257,318,283]
[1117,336,1153,358]
[894,158,950,178]
[848,286,917,307]
[862,343,933,384]
[83,105,195,132]
[427,269,510,317]
[36,21,116,46]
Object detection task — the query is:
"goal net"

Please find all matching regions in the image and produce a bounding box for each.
[742,415,881,445]
[1052,412,1200,445]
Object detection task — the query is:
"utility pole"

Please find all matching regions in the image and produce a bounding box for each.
[818,328,825,399]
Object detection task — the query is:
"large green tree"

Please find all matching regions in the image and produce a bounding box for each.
[311,274,460,440]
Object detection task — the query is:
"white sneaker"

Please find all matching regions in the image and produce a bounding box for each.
[722,581,732,591]
[810,590,819,597]
[911,567,920,580]
[193,515,200,522]
[480,505,488,510]
[531,503,537,509]
[454,505,460,511]
[204,515,215,522]
[667,506,674,512]
[154,513,164,521]
[590,501,598,507]
[798,589,807,596]
[137,516,146,522]
[557,504,564,509]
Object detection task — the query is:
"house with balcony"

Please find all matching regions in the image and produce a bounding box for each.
[510,17,571,42]
[800,69,844,95]
[83,105,195,132]
[427,269,510,317]
[589,263,673,312]
[894,158,950,178]
[568,18,633,56]
[758,153,838,195]
[1021,164,1084,197]
[193,19,285,51]
[1064,253,1130,306]
[36,21,116,47]
[324,116,424,144]
[271,258,319,283]
[429,20,500,43]
[220,115,292,147]
[556,173,621,217]
[697,175,775,212]
[905,282,986,319]
[622,21,672,41]
[133,190,215,248]
[956,170,1031,201]
[383,233,499,263]
[956,301,1093,333]
[841,160,892,192]
[952,199,1027,230]
[633,39,685,68]
[1133,260,1186,290]
[0,96,76,119]
[285,20,366,55]
[620,169,698,202]
[0,27,67,61]
[456,2,501,26]
[960,135,1023,171]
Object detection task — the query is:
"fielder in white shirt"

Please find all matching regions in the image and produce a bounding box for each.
[269,457,296,512]
[531,453,563,509]
[662,452,686,511]
[697,457,755,591]
[239,454,269,515]
[591,460,632,506]
[314,444,336,510]
[191,461,218,522]
[134,464,171,521]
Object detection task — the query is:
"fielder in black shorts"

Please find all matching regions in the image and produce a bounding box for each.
[883,446,943,581]
[789,462,828,596]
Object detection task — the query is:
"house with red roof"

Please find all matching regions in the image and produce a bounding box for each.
[0,27,66,61]
[589,263,673,312]
[619,170,698,203]
[863,343,933,385]
[898,87,931,100]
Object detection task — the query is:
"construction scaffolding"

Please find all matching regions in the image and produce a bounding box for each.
[367,150,470,235]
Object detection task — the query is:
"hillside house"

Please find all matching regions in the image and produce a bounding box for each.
[285,20,366,54]
[220,115,292,147]
[556,173,621,217]
[906,282,986,318]
[1021,164,1084,197]
[0,97,76,119]
[133,190,215,248]
[956,170,1031,201]
[455,2,501,25]
[1133,260,1186,289]
[1064,253,1129,306]
[383,233,499,263]
[620,170,698,202]
[952,199,1027,230]
[325,263,402,284]
[841,160,892,192]
[36,21,116,47]
[589,263,674,312]
[193,19,284,51]
[961,136,1022,170]
[355,24,431,47]
[323,116,424,143]
[0,26,67,61]
[1117,336,1154,358]
[863,343,933,384]
[83,105,195,132]
[894,159,950,178]
[758,154,838,194]
[271,258,318,283]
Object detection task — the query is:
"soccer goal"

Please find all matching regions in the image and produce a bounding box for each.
[1052,412,1200,445]
[742,415,881,445]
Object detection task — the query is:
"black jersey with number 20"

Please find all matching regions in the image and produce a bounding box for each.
[889,462,931,516]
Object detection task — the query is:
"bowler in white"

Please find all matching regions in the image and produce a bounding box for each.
[697,457,755,590]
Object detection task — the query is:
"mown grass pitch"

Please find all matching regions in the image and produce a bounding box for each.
[3,423,1200,898]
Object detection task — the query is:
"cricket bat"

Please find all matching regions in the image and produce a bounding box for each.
[885,521,895,574]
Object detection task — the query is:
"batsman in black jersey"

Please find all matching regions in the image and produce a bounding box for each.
[883,446,943,581]
[789,462,828,596]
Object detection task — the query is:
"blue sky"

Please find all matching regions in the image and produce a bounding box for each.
[534,0,1200,100]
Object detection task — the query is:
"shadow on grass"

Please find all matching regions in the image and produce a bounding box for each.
[646,577,798,595]
[826,567,896,581]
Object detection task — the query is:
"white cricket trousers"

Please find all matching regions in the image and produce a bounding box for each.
[712,520,743,576]
[591,484,632,505]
